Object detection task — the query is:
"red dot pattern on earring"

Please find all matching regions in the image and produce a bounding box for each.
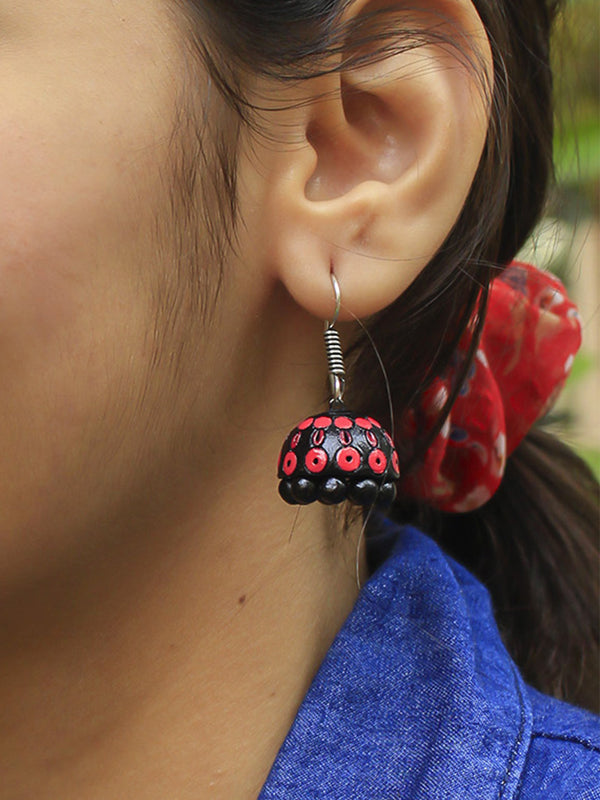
[355,417,372,430]
[283,452,298,476]
[368,449,387,475]
[336,447,361,472]
[334,416,353,429]
[305,448,328,473]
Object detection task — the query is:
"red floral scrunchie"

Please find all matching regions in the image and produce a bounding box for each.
[403,261,582,512]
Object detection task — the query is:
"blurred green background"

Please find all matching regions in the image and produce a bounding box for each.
[520,0,599,477]
[553,0,599,206]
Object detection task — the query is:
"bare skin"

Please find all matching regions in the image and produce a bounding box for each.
[0,1,491,797]
[0,4,367,797]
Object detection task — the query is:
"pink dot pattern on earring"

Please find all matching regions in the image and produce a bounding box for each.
[305,448,328,473]
[336,447,361,472]
[355,418,372,430]
[298,417,314,430]
[283,452,297,476]
[368,449,387,475]
[334,417,353,429]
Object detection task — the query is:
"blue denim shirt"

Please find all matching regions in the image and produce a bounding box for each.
[259,523,600,799]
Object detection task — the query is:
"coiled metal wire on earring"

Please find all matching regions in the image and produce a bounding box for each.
[277,272,400,508]
[323,275,346,408]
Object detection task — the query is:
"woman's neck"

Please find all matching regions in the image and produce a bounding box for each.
[0,456,366,799]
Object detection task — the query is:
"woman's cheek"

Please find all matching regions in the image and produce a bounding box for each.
[0,4,197,588]
[0,119,161,531]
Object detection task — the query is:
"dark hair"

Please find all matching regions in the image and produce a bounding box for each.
[171,0,599,712]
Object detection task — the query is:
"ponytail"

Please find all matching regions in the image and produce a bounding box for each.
[391,428,599,712]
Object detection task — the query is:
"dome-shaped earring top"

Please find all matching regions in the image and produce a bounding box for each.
[278,409,400,507]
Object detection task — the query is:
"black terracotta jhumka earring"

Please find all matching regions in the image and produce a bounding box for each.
[277,274,400,507]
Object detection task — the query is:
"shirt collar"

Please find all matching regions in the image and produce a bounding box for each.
[259,523,533,799]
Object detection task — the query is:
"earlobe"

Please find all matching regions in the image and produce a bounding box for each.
[253,0,493,322]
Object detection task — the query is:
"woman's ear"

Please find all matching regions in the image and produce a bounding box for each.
[242,0,493,321]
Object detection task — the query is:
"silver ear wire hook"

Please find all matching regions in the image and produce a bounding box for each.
[324,272,346,407]
[326,272,342,331]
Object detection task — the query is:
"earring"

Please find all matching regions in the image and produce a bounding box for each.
[277,274,400,507]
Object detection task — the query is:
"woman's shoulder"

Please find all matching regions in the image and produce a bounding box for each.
[389,524,600,798]
[260,521,599,799]
[519,686,600,798]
